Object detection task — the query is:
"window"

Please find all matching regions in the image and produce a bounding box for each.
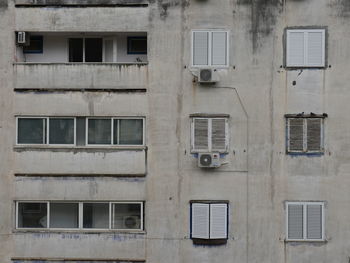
[87,118,144,146]
[13,261,143,263]
[192,30,229,67]
[17,117,75,145]
[286,28,326,68]
[286,115,325,154]
[16,201,144,231]
[127,37,147,54]
[286,202,324,241]
[191,117,228,153]
[69,38,103,62]
[23,35,43,54]
[16,117,144,147]
[190,202,228,244]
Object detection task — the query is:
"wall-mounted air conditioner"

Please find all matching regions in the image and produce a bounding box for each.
[17,32,29,45]
[198,68,218,84]
[198,152,221,168]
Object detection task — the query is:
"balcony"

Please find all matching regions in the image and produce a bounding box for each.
[15,0,148,6]
[14,32,148,91]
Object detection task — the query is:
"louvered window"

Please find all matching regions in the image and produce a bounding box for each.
[192,30,229,67]
[191,118,228,153]
[286,29,326,68]
[191,202,228,240]
[286,202,324,241]
[287,117,324,153]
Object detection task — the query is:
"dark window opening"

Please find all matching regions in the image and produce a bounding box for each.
[69,38,83,62]
[127,37,147,54]
[85,38,103,62]
[23,35,43,54]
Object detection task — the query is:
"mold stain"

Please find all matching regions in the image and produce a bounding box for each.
[156,0,189,20]
[329,0,350,17]
[238,0,284,53]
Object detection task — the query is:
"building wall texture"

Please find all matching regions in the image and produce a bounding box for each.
[1,0,350,262]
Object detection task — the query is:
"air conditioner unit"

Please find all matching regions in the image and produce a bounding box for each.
[198,68,218,84]
[17,32,29,45]
[123,215,140,229]
[198,152,221,168]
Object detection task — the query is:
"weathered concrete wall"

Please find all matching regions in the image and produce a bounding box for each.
[1,0,350,263]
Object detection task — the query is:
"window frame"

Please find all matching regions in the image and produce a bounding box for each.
[191,30,229,68]
[285,201,325,242]
[286,117,324,154]
[68,37,104,63]
[16,201,144,232]
[23,35,43,54]
[86,117,145,147]
[285,28,326,68]
[190,201,229,242]
[127,36,147,55]
[16,117,76,146]
[191,117,229,153]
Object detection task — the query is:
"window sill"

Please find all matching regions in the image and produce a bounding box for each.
[287,151,324,157]
[14,145,147,152]
[14,229,146,235]
[284,239,327,243]
[192,238,227,245]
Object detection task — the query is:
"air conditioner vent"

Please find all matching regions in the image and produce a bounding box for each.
[198,153,221,168]
[198,68,218,83]
[17,32,29,46]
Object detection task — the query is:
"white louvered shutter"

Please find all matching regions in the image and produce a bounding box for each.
[307,118,322,151]
[288,118,304,152]
[307,204,322,239]
[209,203,228,239]
[306,30,325,67]
[287,31,305,67]
[211,118,227,151]
[193,32,209,66]
[103,39,114,62]
[191,203,210,239]
[193,118,209,151]
[288,204,303,239]
[212,32,227,66]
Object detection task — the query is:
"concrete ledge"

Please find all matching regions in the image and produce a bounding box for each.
[15,0,148,7]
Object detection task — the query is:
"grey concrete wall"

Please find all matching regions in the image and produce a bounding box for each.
[1,0,350,263]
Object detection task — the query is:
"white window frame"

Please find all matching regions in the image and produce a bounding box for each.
[286,201,325,241]
[286,29,326,68]
[86,117,145,147]
[190,202,229,240]
[286,117,324,154]
[191,30,229,68]
[16,116,76,146]
[191,117,229,153]
[16,201,144,231]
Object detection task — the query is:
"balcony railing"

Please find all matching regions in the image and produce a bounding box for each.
[14,63,148,91]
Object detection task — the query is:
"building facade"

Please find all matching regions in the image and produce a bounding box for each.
[0,0,350,262]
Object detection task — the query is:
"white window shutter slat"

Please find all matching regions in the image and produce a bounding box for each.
[287,31,305,67]
[307,31,324,67]
[211,118,226,151]
[212,32,227,66]
[288,204,303,239]
[191,203,210,239]
[193,118,209,151]
[289,118,304,151]
[307,204,322,239]
[103,39,114,62]
[209,203,228,239]
[193,32,209,66]
[307,118,322,151]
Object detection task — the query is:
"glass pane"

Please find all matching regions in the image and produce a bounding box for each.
[88,119,111,145]
[112,203,141,229]
[83,203,109,229]
[117,119,143,145]
[18,203,47,228]
[50,203,79,228]
[85,38,103,62]
[69,38,83,62]
[49,118,74,144]
[17,118,45,144]
[127,37,147,54]
[76,117,86,146]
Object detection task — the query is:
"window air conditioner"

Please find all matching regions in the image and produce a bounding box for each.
[198,153,221,168]
[123,215,140,229]
[17,32,29,45]
[198,68,218,84]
